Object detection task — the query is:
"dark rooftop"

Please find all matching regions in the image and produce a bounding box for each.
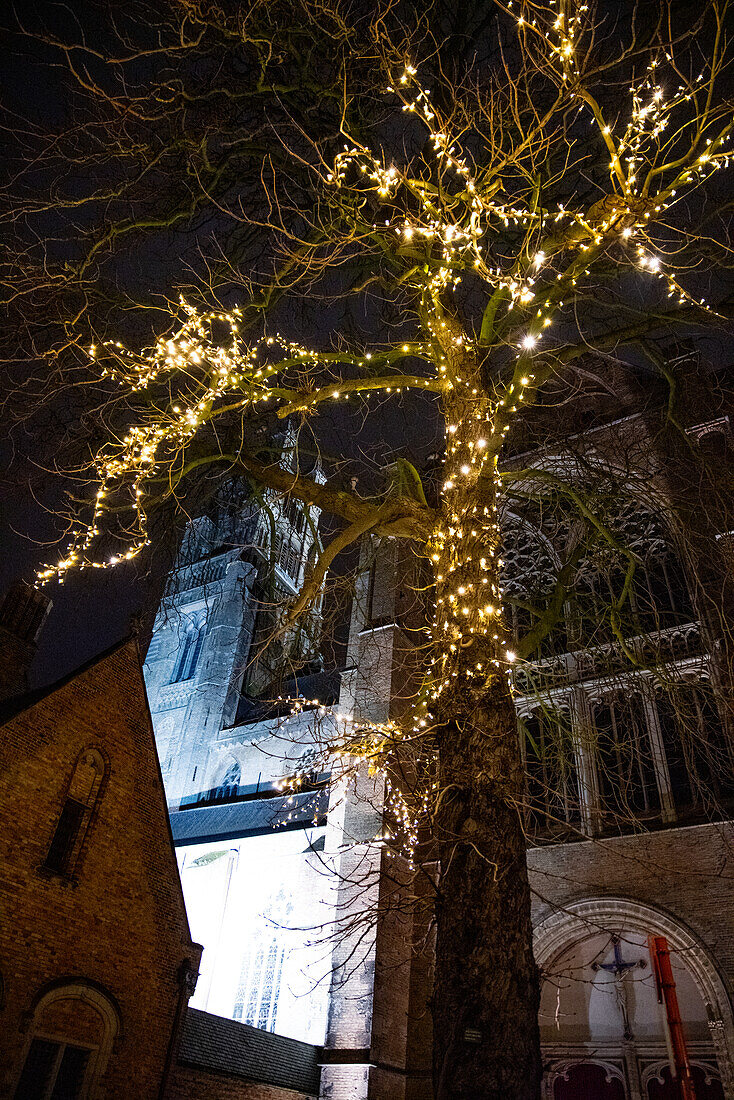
[170,788,329,846]
[179,1007,321,1095]
[234,669,341,726]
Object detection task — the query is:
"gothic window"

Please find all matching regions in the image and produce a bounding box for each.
[520,708,580,836]
[233,938,288,1032]
[654,683,734,813]
[500,515,567,659]
[609,503,694,632]
[285,498,306,535]
[43,749,105,877]
[272,534,301,581]
[171,612,206,683]
[218,760,241,796]
[592,692,661,823]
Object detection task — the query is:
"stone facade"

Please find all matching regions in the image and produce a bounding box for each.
[144,473,323,810]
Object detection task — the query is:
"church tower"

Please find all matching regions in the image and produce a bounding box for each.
[144,454,323,809]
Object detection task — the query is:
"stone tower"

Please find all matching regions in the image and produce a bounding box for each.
[144,465,323,810]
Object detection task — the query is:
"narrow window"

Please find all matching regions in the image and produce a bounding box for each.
[593,693,660,825]
[43,750,105,878]
[521,709,580,836]
[44,799,86,874]
[171,613,206,683]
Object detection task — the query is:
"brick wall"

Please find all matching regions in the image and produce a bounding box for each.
[168,1064,316,1100]
[528,821,734,982]
[0,640,200,1099]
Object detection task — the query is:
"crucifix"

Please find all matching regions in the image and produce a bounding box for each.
[592,934,647,1040]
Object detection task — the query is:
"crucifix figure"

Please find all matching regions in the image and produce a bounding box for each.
[592,934,647,1040]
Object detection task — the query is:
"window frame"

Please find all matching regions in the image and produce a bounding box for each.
[13,982,120,1100]
[15,1034,97,1100]
[170,611,207,684]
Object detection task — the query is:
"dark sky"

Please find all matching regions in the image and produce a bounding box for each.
[2,0,730,688]
[0,488,144,688]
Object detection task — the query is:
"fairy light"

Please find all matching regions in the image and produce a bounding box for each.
[36,2,732,857]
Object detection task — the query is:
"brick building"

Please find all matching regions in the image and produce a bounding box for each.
[0,585,322,1100]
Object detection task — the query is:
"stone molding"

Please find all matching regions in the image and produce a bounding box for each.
[533,896,734,1100]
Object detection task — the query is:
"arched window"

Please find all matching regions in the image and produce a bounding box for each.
[43,749,106,878]
[171,611,206,683]
[218,760,241,796]
[520,707,580,837]
[655,681,734,813]
[14,980,120,1100]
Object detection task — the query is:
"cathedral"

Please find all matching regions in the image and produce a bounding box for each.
[2,358,731,1100]
[141,363,734,1100]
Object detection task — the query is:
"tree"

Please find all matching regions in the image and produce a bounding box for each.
[7,2,734,1097]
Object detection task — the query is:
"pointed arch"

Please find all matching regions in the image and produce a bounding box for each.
[171,610,207,683]
[534,897,734,1099]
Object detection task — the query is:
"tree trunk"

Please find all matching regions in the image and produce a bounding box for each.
[432,679,542,1100]
[427,359,542,1098]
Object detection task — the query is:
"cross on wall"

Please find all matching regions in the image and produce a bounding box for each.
[592,934,647,1041]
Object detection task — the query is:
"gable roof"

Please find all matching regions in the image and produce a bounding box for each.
[0,635,135,725]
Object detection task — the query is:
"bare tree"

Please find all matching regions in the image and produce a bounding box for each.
[5,2,734,1097]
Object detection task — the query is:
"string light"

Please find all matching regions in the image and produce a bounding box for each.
[36,2,733,859]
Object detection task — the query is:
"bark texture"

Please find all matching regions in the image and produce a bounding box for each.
[432,679,542,1100]
[428,359,542,1098]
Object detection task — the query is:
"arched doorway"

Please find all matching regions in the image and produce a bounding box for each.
[534,900,734,1100]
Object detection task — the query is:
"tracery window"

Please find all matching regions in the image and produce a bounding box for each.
[233,937,287,1032]
[520,707,580,837]
[574,502,694,640]
[504,488,733,833]
[591,691,661,822]
[502,498,695,656]
[501,515,567,659]
[171,611,206,683]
